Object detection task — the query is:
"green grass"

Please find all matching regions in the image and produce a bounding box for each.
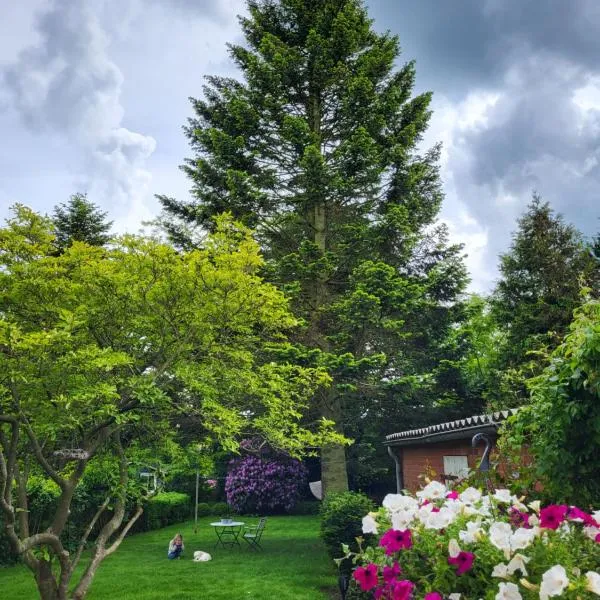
[0,515,338,599]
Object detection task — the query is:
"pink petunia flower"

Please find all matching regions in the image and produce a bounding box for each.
[567,506,597,526]
[509,507,531,528]
[383,562,402,583]
[390,579,414,600]
[353,563,379,591]
[540,504,568,529]
[424,594,443,600]
[379,528,413,555]
[448,551,475,575]
[446,490,459,500]
[596,533,600,543]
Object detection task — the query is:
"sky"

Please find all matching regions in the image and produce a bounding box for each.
[1,0,599,292]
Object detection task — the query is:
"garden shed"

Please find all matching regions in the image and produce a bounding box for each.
[384,409,519,492]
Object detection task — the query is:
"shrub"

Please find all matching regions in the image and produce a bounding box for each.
[225,456,307,514]
[142,492,190,531]
[320,491,375,572]
[292,500,320,515]
[195,502,212,517]
[210,501,230,516]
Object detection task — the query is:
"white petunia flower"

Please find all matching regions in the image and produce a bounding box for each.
[511,527,538,551]
[489,522,512,558]
[423,506,455,530]
[416,480,447,501]
[584,526,600,541]
[528,500,541,513]
[528,514,539,527]
[449,594,461,600]
[448,538,461,558]
[459,487,481,504]
[592,510,600,524]
[382,493,418,513]
[391,510,414,531]
[507,553,530,576]
[539,565,569,599]
[493,489,514,504]
[459,520,483,544]
[362,514,378,535]
[496,582,522,600]
[492,563,510,579]
[586,571,600,595]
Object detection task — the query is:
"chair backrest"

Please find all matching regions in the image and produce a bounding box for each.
[255,517,267,541]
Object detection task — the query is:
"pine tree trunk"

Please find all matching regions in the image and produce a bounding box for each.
[320,389,349,495]
[308,85,349,495]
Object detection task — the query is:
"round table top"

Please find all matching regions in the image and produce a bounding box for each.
[210,521,245,527]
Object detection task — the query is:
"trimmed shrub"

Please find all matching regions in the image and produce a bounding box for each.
[210,501,230,517]
[225,456,307,514]
[291,500,320,515]
[319,491,375,573]
[142,492,190,531]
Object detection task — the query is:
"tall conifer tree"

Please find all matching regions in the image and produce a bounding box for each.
[160,0,468,493]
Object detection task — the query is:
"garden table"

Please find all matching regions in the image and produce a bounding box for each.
[210,521,245,549]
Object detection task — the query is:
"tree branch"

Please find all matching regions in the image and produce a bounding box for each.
[70,497,110,573]
[105,505,143,557]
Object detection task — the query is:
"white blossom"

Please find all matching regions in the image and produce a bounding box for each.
[492,563,510,579]
[391,510,414,531]
[382,493,419,513]
[539,565,569,599]
[496,582,522,600]
[489,522,513,558]
[459,487,481,504]
[585,571,600,595]
[511,527,538,551]
[362,514,378,535]
[528,500,541,513]
[459,520,483,544]
[448,538,461,558]
[584,526,600,541]
[494,489,514,504]
[448,594,461,600]
[416,481,447,501]
[507,553,530,576]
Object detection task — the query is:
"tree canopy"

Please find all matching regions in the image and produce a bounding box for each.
[0,205,340,600]
[159,0,470,493]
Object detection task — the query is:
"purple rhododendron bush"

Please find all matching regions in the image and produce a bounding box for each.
[225,455,307,514]
[341,481,600,599]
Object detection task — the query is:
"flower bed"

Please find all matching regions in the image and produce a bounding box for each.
[341,482,600,599]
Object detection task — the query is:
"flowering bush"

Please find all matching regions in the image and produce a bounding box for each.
[340,482,600,599]
[225,455,307,514]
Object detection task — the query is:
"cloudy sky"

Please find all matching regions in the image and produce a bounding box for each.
[1,0,599,291]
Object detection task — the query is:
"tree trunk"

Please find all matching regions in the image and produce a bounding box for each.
[307,86,349,495]
[320,389,349,495]
[35,560,63,600]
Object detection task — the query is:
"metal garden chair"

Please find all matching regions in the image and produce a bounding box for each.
[242,517,267,550]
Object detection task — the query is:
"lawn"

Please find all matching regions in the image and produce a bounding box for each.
[0,515,339,600]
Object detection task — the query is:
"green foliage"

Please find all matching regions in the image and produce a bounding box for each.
[160,0,470,493]
[319,491,375,571]
[52,193,112,250]
[291,500,321,516]
[0,206,344,597]
[491,195,598,404]
[142,492,191,531]
[503,296,600,505]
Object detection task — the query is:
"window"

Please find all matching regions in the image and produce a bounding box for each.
[443,455,469,483]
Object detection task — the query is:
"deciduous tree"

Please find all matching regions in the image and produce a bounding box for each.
[0,206,339,600]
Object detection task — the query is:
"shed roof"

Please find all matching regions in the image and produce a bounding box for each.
[384,408,519,446]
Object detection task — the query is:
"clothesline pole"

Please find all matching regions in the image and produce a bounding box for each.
[194,469,199,534]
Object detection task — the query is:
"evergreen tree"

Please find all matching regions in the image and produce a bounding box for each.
[159,0,468,493]
[491,194,597,391]
[53,193,112,250]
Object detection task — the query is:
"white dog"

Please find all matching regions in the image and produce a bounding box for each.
[193,550,212,562]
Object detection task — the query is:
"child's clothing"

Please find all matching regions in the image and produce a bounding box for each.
[167,539,184,559]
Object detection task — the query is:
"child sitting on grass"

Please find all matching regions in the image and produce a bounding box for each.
[167,533,184,559]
